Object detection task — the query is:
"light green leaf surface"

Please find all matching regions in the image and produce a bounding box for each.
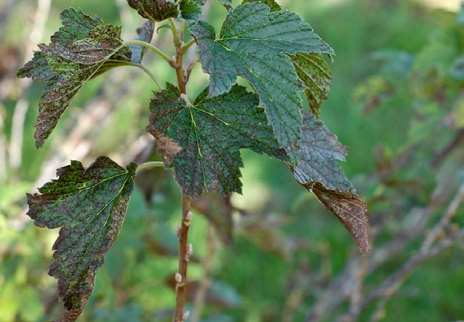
[290,53,332,117]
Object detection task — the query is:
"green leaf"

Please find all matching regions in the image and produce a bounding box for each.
[191,2,334,161]
[217,0,233,10]
[290,53,332,117]
[179,0,206,21]
[292,112,354,192]
[291,112,370,255]
[127,0,179,22]
[26,156,137,322]
[146,83,287,198]
[17,8,132,148]
[241,0,281,12]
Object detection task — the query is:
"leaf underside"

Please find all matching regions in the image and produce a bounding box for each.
[290,52,332,117]
[126,0,205,22]
[191,2,334,161]
[127,0,179,22]
[291,112,370,255]
[26,156,136,321]
[146,83,287,198]
[17,8,132,148]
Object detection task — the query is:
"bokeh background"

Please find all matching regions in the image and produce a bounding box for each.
[1,0,464,321]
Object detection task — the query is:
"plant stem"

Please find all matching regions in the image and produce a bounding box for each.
[179,39,196,55]
[173,195,193,322]
[167,18,188,94]
[122,39,173,65]
[126,62,162,89]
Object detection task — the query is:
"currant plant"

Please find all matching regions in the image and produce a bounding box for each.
[17,0,369,321]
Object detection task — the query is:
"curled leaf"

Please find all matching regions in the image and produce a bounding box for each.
[309,182,369,255]
[290,52,332,117]
[17,8,132,147]
[127,0,179,22]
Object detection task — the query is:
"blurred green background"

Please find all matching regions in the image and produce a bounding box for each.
[1,0,464,321]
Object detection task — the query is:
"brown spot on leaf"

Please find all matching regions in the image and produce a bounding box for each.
[308,181,370,255]
[151,131,183,165]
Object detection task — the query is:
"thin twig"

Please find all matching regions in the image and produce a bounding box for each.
[173,195,193,322]
[431,128,464,170]
[421,183,464,252]
[346,184,464,320]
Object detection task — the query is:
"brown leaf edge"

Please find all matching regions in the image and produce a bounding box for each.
[305,181,370,255]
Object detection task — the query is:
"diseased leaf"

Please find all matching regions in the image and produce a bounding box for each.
[26,156,137,322]
[310,182,370,255]
[127,0,179,22]
[293,112,353,191]
[191,2,334,161]
[146,83,287,198]
[291,112,370,254]
[290,53,332,117]
[17,8,132,148]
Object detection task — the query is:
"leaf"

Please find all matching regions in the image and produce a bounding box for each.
[217,0,233,10]
[179,0,206,21]
[293,112,353,191]
[290,53,332,117]
[129,20,156,63]
[191,2,334,160]
[310,182,370,255]
[17,8,132,148]
[26,156,137,321]
[241,0,281,12]
[146,83,287,198]
[127,0,179,22]
[291,112,370,255]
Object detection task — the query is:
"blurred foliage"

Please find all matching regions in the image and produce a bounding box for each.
[1,0,464,322]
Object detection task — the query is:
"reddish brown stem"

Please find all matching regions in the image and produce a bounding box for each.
[173,195,192,322]
[175,49,186,94]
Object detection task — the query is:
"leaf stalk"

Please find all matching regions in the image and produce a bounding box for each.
[122,40,173,65]
[126,62,162,89]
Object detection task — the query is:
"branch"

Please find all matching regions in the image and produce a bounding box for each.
[173,195,193,322]
[341,184,464,321]
[431,128,464,170]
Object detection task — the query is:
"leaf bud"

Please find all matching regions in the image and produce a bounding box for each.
[184,211,193,226]
[175,272,182,284]
[182,310,190,321]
